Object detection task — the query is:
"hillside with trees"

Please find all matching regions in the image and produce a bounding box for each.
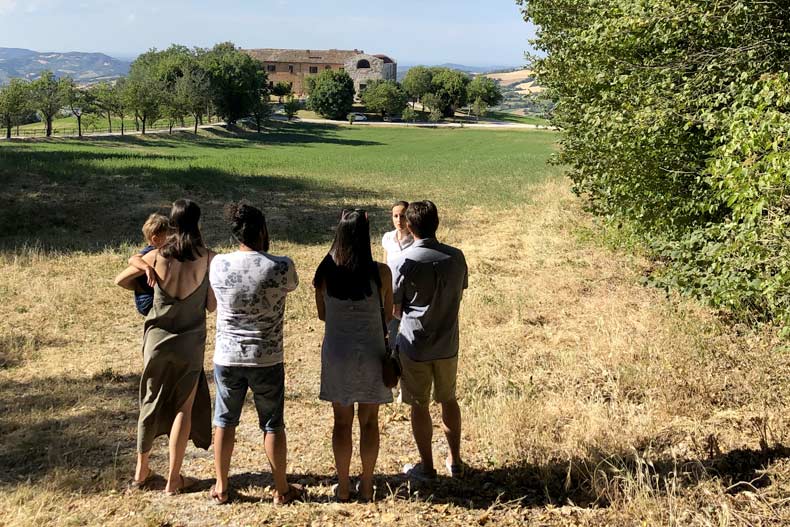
[0,47,130,85]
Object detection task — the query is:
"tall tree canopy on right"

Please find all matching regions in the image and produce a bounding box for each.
[521,0,790,325]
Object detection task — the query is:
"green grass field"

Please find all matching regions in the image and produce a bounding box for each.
[1,123,787,526]
[486,111,548,125]
[15,114,215,136]
[0,123,560,250]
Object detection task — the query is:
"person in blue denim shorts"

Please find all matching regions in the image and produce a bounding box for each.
[208,202,302,505]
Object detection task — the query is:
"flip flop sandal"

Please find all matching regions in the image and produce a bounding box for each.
[209,484,230,505]
[127,469,156,491]
[165,474,197,496]
[355,479,374,503]
[274,483,304,505]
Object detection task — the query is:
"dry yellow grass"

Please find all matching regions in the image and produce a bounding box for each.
[484,69,535,85]
[1,174,789,525]
[514,81,545,95]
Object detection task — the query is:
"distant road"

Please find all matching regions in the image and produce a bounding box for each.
[271,114,556,130]
[0,116,555,141]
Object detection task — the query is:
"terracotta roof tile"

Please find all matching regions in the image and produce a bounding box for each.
[245,48,363,64]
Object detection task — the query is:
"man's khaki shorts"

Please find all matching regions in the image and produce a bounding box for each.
[399,352,458,406]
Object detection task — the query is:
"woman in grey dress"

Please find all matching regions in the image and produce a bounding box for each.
[313,209,393,501]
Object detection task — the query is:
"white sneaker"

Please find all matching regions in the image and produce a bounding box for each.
[402,462,437,482]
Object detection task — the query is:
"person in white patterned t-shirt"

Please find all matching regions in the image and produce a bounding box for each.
[208,203,302,505]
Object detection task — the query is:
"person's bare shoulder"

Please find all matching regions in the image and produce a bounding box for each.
[377,262,392,281]
[142,248,158,265]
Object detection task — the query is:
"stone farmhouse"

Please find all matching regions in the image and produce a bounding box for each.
[244,48,397,97]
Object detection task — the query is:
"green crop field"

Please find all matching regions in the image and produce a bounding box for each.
[0,123,560,250]
[1,123,785,526]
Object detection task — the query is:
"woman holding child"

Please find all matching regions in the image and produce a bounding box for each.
[314,209,393,501]
[115,199,215,495]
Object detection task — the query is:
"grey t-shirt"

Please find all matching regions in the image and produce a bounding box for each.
[393,238,468,362]
[209,251,298,367]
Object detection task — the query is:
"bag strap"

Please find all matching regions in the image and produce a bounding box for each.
[376,274,389,349]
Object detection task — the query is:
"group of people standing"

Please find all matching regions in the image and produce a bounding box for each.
[114,198,468,505]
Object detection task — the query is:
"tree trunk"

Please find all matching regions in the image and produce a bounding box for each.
[121,119,124,136]
[141,117,146,135]
[46,116,53,137]
[169,120,173,134]
[107,111,112,133]
[256,117,261,133]
[135,113,140,131]
[5,118,10,139]
[77,115,82,137]
[194,114,198,134]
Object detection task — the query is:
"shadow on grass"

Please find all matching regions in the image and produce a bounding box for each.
[0,127,388,251]
[223,447,790,509]
[0,366,787,507]
[0,369,139,487]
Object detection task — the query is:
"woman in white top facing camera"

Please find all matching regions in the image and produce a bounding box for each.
[381,201,414,271]
[381,201,413,351]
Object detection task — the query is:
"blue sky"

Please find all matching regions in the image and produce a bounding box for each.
[0,0,535,66]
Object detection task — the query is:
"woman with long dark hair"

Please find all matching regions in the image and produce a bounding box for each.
[117,199,215,495]
[313,209,393,502]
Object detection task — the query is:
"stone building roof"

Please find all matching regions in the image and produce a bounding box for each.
[245,48,364,64]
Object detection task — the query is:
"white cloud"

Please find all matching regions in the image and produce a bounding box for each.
[0,0,17,14]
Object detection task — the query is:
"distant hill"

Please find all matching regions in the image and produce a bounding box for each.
[0,47,131,85]
[397,63,522,81]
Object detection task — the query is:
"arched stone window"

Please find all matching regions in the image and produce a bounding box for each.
[356,59,371,69]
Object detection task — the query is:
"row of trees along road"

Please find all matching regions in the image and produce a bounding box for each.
[401,66,503,119]
[0,42,288,138]
[522,0,790,328]
[302,66,503,122]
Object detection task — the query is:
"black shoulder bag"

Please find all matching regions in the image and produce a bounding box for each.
[378,282,401,389]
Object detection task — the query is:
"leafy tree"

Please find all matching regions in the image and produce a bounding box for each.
[402,106,417,124]
[431,68,470,117]
[175,66,211,134]
[65,80,96,137]
[307,69,355,120]
[203,42,268,124]
[365,81,407,117]
[471,98,488,120]
[521,0,790,324]
[272,81,293,103]
[250,85,272,132]
[283,96,301,121]
[29,71,70,137]
[361,80,408,118]
[421,93,441,115]
[467,76,503,109]
[0,79,30,139]
[90,82,120,133]
[124,58,164,134]
[402,66,433,108]
[111,79,129,135]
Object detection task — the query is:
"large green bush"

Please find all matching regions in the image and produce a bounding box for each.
[521,0,790,325]
[307,69,355,120]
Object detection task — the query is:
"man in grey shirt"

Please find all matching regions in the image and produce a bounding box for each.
[393,201,468,481]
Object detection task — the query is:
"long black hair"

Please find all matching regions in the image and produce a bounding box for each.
[313,208,379,300]
[225,202,269,252]
[159,199,205,262]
